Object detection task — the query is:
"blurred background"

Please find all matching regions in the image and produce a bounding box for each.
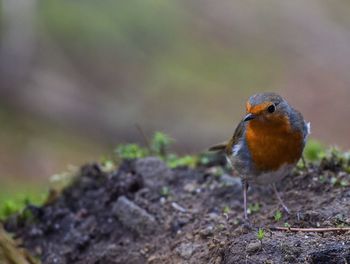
[1,0,350,190]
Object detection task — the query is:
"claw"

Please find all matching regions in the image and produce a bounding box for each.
[272,183,290,214]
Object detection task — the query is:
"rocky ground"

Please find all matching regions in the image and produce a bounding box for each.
[4,154,350,264]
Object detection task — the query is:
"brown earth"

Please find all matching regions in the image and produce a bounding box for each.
[4,154,350,264]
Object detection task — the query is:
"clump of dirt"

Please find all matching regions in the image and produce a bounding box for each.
[4,155,350,264]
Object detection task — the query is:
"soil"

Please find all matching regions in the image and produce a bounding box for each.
[4,154,350,264]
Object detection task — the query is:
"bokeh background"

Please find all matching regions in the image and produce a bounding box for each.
[1,0,350,191]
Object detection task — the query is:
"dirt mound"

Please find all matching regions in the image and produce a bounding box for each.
[5,156,350,264]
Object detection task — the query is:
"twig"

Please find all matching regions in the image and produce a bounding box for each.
[270,226,350,232]
[135,123,151,152]
[171,202,187,213]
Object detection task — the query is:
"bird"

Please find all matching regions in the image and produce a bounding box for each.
[209,92,310,220]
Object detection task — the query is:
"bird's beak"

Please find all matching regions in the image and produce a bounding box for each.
[243,113,256,122]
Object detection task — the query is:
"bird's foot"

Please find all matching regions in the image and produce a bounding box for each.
[239,218,254,233]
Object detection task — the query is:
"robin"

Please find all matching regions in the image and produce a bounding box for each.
[210,92,310,220]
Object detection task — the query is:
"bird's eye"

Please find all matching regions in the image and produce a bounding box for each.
[267,104,275,113]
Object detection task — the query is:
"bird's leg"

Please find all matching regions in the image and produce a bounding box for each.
[301,155,307,170]
[242,179,249,220]
[272,183,290,214]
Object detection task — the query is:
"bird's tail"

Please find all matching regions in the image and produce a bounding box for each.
[208,143,227,152]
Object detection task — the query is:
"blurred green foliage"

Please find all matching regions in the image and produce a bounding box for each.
[303,140,350,174]
[322,147,350,175]
[151,132,174,157]
[222,205,230,214]
[248,203,261,214]
[115,144,149,160]
[166,154,197,169]
[284,222,291,228]
[304,139,326,161]
[159,186,170,197]
[0,184,47,220]
[116,132,174,159]
[115,131,198,168]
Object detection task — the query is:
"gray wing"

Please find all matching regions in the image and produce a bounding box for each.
[289,108,310,143]
[226,119,245,156]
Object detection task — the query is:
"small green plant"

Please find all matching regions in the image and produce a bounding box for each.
[331,176,338,186]
[248,203,261,214]
[114,132,200,169]
[340,179,349,187]
[274,210,282,222]
[218,224,226,230]
[115,144,148,159]
[199,155,210,166]
[100,156,116,173]
[330,176,338,186]
[212,167,225,178]
[257,228,265,242]
[160,186,170,197]
[330,176,350,188]
[222,205,230,214]
[319,175,326,184]
[284,222,291,228]
[323,147,350,171]
[329,147,343,159]
[151,132,174,157]
[166,154,197,169]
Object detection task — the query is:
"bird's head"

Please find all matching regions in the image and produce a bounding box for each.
[243,92,290,124]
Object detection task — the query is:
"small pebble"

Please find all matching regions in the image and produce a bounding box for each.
[200,225,214,237]
[246,241,261,253]
[171,202,187,213]
[175,242,200,259]
[208,213,219,219]
[184,183,196,193]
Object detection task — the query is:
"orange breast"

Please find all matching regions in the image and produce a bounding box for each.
[246,115,303,172]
